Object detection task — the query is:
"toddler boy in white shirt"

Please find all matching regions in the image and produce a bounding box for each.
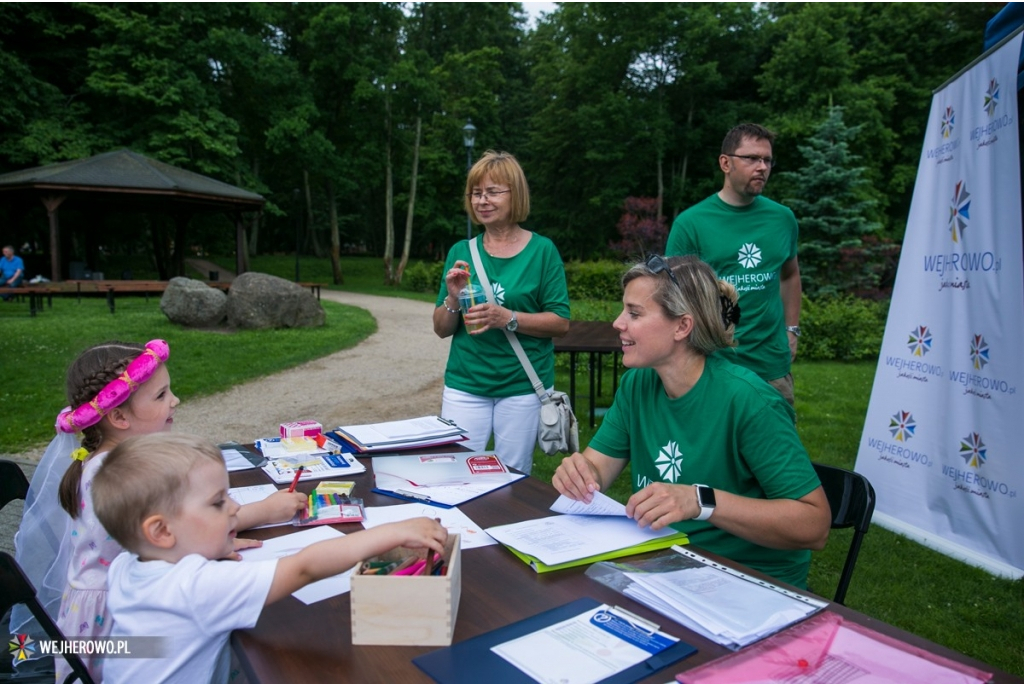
[93,432,447,684]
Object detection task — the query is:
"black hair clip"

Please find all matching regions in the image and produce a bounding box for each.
[720,296,741,327]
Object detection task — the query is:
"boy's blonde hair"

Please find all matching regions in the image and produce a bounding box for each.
[93,433,225,551]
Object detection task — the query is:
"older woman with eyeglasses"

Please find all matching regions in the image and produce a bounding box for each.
[433,150,570,475]
[553,255,829,588]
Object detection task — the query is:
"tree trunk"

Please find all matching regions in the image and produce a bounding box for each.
[327,178,343,285]
[676,100,694,217]
[656,153,664,223]
[304,169,325,257]
[396,114,421,284]
[248,158,260,255]
[383,94,395,284]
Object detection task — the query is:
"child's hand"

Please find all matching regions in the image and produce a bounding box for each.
[237,490,308,530]
[392,517,449,556]
[222,536,263,561]
[264,490,309,521]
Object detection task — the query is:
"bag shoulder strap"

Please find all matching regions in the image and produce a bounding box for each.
[468,237,548,402]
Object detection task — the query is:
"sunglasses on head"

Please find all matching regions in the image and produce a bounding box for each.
[645,254,680,289]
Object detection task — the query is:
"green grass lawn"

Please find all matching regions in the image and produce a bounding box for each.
[0,296,375,452]
[4,255,1022,676]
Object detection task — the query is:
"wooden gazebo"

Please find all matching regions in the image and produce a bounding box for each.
[0,149,265,281]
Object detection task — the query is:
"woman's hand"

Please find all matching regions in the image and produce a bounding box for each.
[443,261,471,300]
[462,303,513,334]
[626,483,696,530]
[552,452,602,503]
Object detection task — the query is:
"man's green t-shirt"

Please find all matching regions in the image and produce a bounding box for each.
[666,194,798,382]
[589,355,820,588]
[436,232,570,397]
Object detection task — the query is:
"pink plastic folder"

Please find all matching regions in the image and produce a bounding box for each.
[678,611,991,684]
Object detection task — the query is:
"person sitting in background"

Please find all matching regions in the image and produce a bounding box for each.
[1,245,25,299]
[553,255,829,588]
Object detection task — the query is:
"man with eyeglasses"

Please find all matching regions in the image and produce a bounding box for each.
[666,123,801,408]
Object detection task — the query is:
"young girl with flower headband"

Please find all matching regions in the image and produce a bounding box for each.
[13,339,306,682]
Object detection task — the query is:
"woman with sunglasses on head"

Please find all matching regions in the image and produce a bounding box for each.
[433,150,570,475]
[553,255,829,588]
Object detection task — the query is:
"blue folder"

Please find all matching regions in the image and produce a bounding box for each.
[412,597,697,684]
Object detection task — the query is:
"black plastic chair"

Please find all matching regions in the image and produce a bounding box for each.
[1,552,94,683]
[813,462,876,606]
[0,459,30,510]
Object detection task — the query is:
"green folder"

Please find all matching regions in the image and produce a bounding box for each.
[501,532,689,573]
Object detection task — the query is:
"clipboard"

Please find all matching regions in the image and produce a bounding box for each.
[412,597,697,684]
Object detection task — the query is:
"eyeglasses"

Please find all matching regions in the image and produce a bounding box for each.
[645,254,680,289]
[725,154,776,168]
[467,189,511,202]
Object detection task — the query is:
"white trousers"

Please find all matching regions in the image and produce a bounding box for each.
[441,385,546,475]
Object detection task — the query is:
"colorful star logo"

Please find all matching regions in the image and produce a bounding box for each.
[941,105,955,139]
[959,432,986,468]
[654,441,684,481]
[737,243,762,269]
[984,78,1000,117]
[8,634,34,663]
[888,410,916,442]
[970,334,989,370]
[948,180,970,244]
[907,326,932,357]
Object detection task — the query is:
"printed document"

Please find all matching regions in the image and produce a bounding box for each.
[491,604,679,684]
[485,514,677,567]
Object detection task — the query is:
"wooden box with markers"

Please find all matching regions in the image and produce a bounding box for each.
[350,534,462,646]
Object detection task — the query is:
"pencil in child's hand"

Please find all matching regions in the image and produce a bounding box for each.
[288,466,305,493]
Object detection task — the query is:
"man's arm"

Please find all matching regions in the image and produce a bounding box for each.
[780,256,801,360]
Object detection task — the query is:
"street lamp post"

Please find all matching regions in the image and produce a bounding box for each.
[462,119,477,240]
[293,188,301,282]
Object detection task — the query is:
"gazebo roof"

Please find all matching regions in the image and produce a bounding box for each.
[0,148,264,212]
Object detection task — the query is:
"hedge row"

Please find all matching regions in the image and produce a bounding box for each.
[403,258,888,361]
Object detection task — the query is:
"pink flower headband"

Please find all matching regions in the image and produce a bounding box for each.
[56,340,170,434]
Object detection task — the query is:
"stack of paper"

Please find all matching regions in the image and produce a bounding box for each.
[261,452,366,484]
[485,493,688,573]
[372,451,524,507]
[587,546,826,650]
[329,415,467,453]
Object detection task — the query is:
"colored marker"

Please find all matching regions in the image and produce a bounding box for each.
[288,466,304,493]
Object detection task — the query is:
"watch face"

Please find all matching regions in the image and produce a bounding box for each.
[506,315,518,331]
[697,486,716,507]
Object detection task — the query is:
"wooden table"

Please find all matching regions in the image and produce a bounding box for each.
[229,457,1015,684]
[553,320,622,427]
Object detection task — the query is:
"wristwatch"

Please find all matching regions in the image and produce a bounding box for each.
[786,325,801,337]
[505,310,519,332]
[693,484,716,521]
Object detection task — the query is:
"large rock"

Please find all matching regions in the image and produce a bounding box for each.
[160,277,227,327]
[226,272,326,330]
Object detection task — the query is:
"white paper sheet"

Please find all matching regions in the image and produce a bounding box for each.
[238,526,356,604]
[550,491,627,516]
[362,503,495,549]
[222,448,258,472]
[491,604,679,684]
[485,514,676,566]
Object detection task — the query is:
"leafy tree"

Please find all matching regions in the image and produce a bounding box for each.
[779,106,891,298]
[609,197,667,260]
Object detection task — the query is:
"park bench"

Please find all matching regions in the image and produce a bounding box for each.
[12,279,324,315]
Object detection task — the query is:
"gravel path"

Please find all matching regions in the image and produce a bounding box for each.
[0,291,450,554]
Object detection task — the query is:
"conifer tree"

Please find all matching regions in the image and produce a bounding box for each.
[781,107,895,297]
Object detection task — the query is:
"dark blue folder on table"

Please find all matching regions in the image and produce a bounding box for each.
[412,597,697,684]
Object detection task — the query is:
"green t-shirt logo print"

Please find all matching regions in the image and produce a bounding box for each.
[738,242,762,269]
[492,281,506,306]
[654,441,685,481]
